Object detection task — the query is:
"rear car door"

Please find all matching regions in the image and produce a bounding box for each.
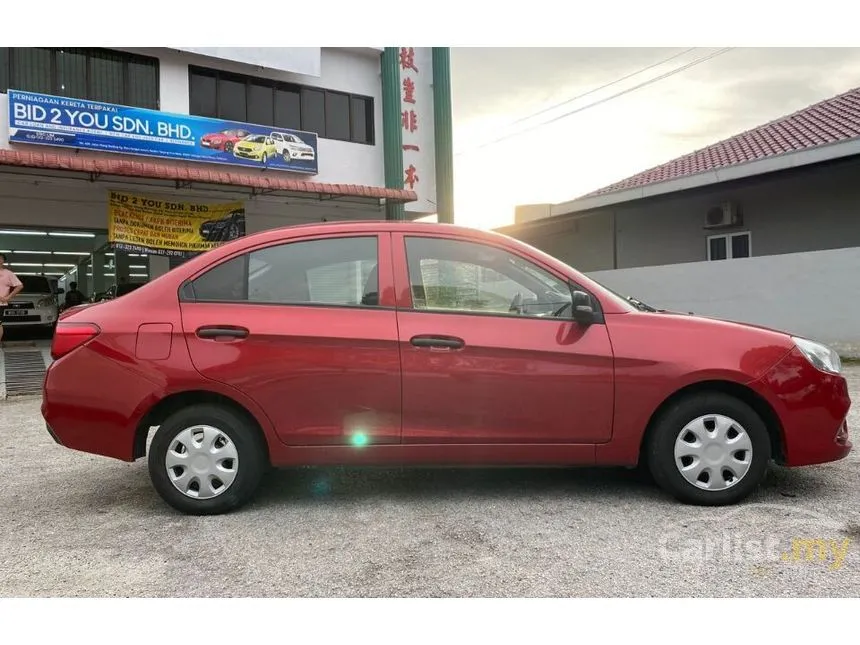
[393,232,615,445]
[179,232,402,446]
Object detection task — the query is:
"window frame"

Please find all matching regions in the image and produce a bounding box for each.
[707,231,752,261]
[179,234,384,311]
[187,65,375,145]
[400,234,603,324]
[1,47,160,110]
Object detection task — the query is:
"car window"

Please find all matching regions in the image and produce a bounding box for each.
[187,236,380,307]
[404,236,573,318]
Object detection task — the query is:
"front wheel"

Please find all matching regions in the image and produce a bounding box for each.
[147,403,267,515]
[646,392,771,506]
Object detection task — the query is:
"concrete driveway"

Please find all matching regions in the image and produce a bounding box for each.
[1,369,859,597]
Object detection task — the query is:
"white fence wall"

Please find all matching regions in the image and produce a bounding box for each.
[587,246,860,358]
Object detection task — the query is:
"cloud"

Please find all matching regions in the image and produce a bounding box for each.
[449,47,860,229]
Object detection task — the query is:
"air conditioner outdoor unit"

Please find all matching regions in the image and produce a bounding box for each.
[704,202,742,229]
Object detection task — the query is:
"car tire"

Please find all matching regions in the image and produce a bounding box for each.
[224,142,234,153]
[147,403,268,516]
[646,392,771,506]
[282,151,291,163]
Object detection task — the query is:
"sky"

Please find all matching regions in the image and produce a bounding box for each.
[448,47,860,230]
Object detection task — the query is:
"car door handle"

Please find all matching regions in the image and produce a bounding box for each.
[410,335,465,350]
[196,326,249,340]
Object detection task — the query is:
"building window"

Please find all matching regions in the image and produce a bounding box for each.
[188,65,375,145]
[0,47,160,110]
[708,232,751,261]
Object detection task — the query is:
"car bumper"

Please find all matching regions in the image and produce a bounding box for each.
[41,342,160,462]
[754,347,852,467]
[234,150,263,160]
[2,306,57,327]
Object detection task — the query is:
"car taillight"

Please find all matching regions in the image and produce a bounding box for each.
[51,322,101,360]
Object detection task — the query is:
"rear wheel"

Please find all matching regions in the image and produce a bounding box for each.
[646,392,771,506]
[147,403,267,515]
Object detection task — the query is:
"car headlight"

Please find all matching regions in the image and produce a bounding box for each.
[37,297,54,308]
[792,336,842,375]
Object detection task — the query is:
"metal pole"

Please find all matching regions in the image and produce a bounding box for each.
[381,47,405,220]
[432,47,455,224]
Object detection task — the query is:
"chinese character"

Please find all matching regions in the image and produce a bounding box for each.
[402,77,416,104]
[405,164,419,189]
[402,109,418,133]
[400,47,418,72]
[402,144,420,151]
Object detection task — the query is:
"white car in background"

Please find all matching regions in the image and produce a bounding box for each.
[2,274,60,332]
[270,131,316,163]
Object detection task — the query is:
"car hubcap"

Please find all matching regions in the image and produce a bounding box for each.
[673,414,753,491]
[165,425,239,499]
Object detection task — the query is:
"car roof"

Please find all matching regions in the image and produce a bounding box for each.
[239,220,506,244]
[167,221,517,278]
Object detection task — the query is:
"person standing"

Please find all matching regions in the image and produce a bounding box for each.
[63,281,86,311]
[0,252,24,346]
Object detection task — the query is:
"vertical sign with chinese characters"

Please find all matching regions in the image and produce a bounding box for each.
[398,47,437,216]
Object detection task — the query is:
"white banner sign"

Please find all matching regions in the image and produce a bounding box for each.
[399,47,437,216]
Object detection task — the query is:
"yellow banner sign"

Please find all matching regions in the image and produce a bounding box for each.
[107,191,246,257]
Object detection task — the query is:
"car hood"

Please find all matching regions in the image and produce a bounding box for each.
[651,308,795,340]
[11,292,55,300]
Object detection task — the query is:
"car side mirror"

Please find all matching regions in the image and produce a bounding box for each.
[571,289,595,325]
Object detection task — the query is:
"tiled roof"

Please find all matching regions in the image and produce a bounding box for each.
[580,85,860,199]
[0,149,417,203]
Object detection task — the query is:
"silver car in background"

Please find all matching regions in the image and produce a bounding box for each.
[2,274,60,332]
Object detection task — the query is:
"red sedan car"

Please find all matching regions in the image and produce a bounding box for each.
[199,129,250,153]
[42,222,852,515]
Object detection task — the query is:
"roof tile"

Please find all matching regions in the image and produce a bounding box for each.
[581,87,860,198]
[0,149,417,203]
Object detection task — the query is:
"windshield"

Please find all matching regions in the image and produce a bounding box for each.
[245,135,266,143]
[20,275,53,293]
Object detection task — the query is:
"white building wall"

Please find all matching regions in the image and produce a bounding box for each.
[587,247,860,358]
[0,47,387,261]
[0,47,385,188]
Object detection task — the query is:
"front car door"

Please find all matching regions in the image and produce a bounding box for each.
[179,232,402,447]
[392,232,614,445]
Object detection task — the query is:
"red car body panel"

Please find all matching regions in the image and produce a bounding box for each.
[748,347,851,466]
[41,221,852,473]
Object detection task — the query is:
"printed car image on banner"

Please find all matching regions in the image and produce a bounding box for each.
[7,89,319,175]
[108,191,246,258]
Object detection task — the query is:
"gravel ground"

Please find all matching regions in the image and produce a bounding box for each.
[1,369,859,597]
